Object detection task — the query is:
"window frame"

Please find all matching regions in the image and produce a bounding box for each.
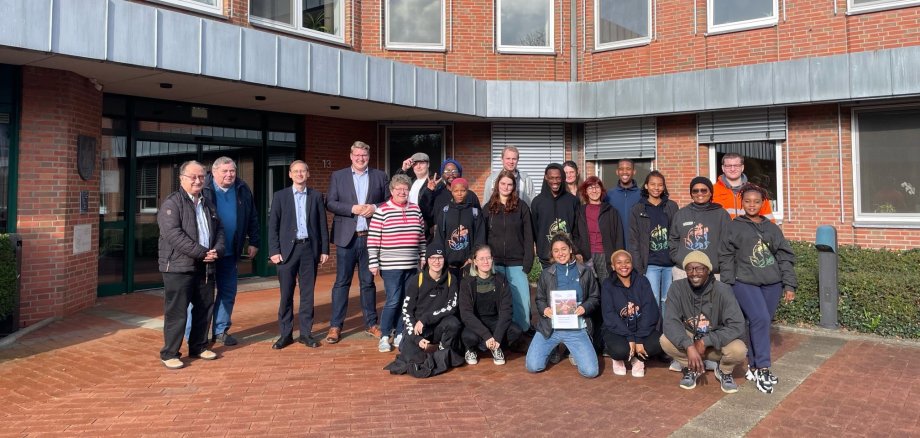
[847,0,920,14]
[706,0,778,35]
[148,0,224,18]
[249,0,346,45]
[851,105,920,226]
[707,143,785,223]
[385,0,447,51]
[593,0,653,51]
[496,0,555,54]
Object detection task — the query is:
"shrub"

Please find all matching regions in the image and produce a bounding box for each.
[0,235,17,320]
[776,241,920,338]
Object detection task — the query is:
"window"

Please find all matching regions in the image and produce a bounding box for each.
[707,0,777,34]
[386,0,446,50]
[594,0,652,50]
[149,0,223,17]
[386,127,444,177]
[853,107,920,223]
[848,0,920,13]
[497,0,554,54]
[708,142,784,221]
[136,162,159,214]
[250,0,344,43]
[598,159,653,193]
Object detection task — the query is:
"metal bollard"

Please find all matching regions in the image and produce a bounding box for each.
[815,226,838,329]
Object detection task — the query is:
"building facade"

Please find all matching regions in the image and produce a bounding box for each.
[1,0,919,328]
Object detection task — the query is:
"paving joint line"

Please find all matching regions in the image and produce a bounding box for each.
[670,334,847,438]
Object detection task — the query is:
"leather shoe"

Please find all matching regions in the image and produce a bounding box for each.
[215,333,238,346]
[325,327,341,344]
[272,336,294,350]
[298,335,321,348]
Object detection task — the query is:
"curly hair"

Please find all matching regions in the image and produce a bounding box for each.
[548,233,576,261]
[640,170,670,199]
[487,170,520,215]
[739,182,768,201]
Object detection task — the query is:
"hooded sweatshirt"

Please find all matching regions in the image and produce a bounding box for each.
[534,261,600,339]
[629,196,679,274]
[600,271,660,341]
[662,276,746,351]
[668,202,731,272]
[485,201,535,269]
[435,191,485,268]
[719,215,797,290]
[531,176,580,264]
[401,269,459,344]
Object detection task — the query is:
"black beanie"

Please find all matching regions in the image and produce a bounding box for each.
[689,176,713,194]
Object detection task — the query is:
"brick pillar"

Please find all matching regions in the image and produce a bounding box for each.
[17,67,102,326]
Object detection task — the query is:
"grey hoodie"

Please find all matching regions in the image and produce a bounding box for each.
[662,277,746,351]
[669,202,731,272]
[719,215,798,291]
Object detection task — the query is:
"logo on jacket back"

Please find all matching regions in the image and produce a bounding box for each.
[684,223,710,251]
[749,238,776,268]
[448,225,469,251]
[546,218,569,242]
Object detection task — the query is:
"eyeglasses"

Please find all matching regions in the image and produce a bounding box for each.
[722,164,743,169]
[181,174,205,181]
[442,169,459,174]
[586,185,602,191]
[686,266,709,274]
[691,188,710,194]
[475,256,493,262]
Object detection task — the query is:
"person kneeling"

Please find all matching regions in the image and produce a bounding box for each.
[525,234,600,378]
[660,251,747,393]
[385,242,463,377]
[601,250,662,377]
[459,244,524,366]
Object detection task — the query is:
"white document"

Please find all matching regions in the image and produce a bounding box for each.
[550,289,580,329]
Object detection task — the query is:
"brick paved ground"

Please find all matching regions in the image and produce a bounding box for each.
[1,274,918,437]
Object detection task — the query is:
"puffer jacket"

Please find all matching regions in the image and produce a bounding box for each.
[157,188,226,273]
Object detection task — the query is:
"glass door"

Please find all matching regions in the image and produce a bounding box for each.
[98,119,129,296]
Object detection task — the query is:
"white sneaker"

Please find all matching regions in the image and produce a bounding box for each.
[378,336,392,353]
[630,357,645,378]
[195,350,217,360]
[491,347,506,365]
[465,349,478,365]
[161,358,184,369]
[611,359,627,376]
[394,333,403,349]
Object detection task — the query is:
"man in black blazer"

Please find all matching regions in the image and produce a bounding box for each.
[325,141,389,344]
[268,160,330,349]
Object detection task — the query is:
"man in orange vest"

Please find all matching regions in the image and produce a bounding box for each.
[713,153,774,221]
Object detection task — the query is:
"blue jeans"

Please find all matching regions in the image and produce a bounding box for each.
[494,265,531,331]
[329,236,378,329]
[525,329,599,378]
[645,264,672,313]
[379,268,416,336]
[184,257,236,340]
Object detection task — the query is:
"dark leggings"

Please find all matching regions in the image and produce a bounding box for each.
[602,330,663,361]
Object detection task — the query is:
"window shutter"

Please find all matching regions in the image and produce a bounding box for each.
[698,108,787,144]
[584,117,656,160]
[0,113,9,124]
[491,123,565,196]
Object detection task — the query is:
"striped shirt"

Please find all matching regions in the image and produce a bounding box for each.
[368,200,426,271]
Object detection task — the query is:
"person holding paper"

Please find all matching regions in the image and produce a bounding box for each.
[600,250,662,377]
[525,234,600,378]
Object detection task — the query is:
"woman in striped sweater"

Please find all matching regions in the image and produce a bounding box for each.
[368,174,427,352]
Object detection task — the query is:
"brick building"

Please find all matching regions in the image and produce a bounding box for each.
[0,0,918,328]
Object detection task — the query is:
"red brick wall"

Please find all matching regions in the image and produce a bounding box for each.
[655,114,708,207]
[18,67,102,325]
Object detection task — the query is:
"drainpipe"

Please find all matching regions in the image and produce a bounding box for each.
[570,0,577,81]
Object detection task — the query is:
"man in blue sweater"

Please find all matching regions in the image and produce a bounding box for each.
[605,159,641,251]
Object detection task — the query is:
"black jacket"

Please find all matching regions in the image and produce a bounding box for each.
[402,270,459,345]
[434,193,485,267]
[572,201,624,276]
[157,188,226,273]
[629,197,679,274]
[420,182,481,231]
[534,262,600,339]
[202,175,261,256]
[600,271,659,341]
[485,202,535,269]
[458,273,515,344]
[268,186,330,262]
[531,183,579,263]
[719,216,797,291]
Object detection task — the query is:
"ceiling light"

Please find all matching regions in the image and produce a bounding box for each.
[159,83,173,89]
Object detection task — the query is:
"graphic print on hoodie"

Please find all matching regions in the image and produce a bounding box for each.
[684,222,711,251]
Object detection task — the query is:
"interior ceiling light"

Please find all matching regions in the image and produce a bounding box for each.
[159,83,173,89]
[330,105,340,110]
[255,95,266,101]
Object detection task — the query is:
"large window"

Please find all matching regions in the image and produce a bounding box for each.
[386,0,446,50]
[708,143,784,221]
[150,0,223,17]
[386,127,444,178]
[707,0,777,34]
[595,0,652,50]
[497,0,554,54]
[250,0,344,43]
[853,107,920,223]
[848,0,920,13]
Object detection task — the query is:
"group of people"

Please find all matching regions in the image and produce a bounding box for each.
[156,143,797,395]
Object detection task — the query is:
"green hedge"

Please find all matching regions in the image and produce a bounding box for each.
[777,241,920,338]
[0,235,17,320]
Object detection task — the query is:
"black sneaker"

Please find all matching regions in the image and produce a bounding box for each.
[754,368,775,394]
[548,346,563,364]
[715,368,739,393]
[215,333,238,346]
[679,367,699,390]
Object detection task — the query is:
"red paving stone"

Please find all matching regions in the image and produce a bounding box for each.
[0,273,903,436]
[748,341,920,438]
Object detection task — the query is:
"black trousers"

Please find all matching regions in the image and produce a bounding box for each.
[461,319,524,350]
[161,269,215,360]
[277,240,318,339]
[602,329,663,361]
[414,315,462,352]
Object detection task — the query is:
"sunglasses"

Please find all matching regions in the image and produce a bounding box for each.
[691,188,710,194]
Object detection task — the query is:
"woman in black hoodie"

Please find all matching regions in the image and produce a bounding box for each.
[485,170,535,331]
[719,183,797,394]
[629,171,679,312]
[601,250,661,377]
[435,177,485,280]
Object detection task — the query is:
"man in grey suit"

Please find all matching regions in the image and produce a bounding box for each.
[325,141,390,344]
[268,161,330,349]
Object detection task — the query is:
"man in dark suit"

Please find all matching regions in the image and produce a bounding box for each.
[268,160,330,349]
[325,141,389,344]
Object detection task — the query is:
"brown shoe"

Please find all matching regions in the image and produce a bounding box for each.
[325,327,341,344]
[365,325,383,339]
